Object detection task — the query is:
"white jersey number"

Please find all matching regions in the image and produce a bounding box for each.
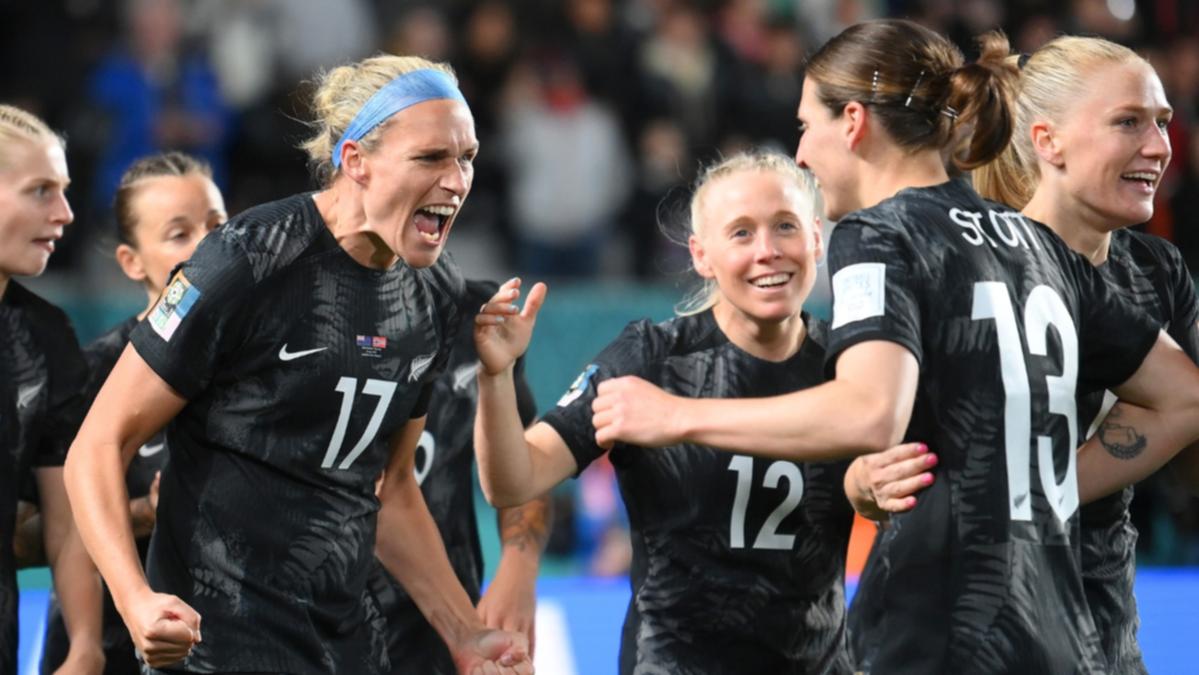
[972,283,1079,524]
[322,377,399,470]
[727,456,804,550]
[414,430,436,485]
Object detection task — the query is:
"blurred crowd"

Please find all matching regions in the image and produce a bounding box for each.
[3,0,1199,568]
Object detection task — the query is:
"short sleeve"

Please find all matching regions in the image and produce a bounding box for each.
[129,233,254,400]
[825,216,926,376]
[1163,243,1199,364]
[1071,254,1160,393]
[33,319,88,468]
[539,320,655,476]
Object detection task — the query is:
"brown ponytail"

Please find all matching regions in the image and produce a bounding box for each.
[805,20,1017,170]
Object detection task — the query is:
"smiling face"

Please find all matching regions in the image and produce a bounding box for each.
[1048,60,1172,229]
[0,137,72,283]
[795,77,857,221]
[690,169,822,326]
[118,172,226,294]
[356,98,478,269]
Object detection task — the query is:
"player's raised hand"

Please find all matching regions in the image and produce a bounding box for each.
[475,277,547,376]
[120,588,202,667]
[592,376,685,449]
[452,627,534,675]
[846,442,937,520]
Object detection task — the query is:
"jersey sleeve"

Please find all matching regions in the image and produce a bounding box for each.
[33,317,89,468]
[1071,252,1161,393]
[824,215,927,376]
[539,320,656,476]
[1162,241,1199,364]
[129,232,255,400]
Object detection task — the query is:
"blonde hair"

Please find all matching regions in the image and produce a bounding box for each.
[0,104,64,171]
[677,150,821,316]
[301,54,459,186]
[973,36,1145,209]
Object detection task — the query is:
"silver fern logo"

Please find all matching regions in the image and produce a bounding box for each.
[409,352,436,382]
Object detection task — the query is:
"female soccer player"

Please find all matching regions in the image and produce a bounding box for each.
[476,150,859,673]
[0,104,104,673]
[27,152,226,674]
[365,277,549,674]
[972,37,1190,674]
[63,57,531,674]
[582,20,1199,673]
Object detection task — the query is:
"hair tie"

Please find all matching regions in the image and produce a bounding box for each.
[1017,53,1031,70]
[331,69,467,169]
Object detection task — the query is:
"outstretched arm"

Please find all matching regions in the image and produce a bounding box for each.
[377,417,532,675]
[591,340,920,462]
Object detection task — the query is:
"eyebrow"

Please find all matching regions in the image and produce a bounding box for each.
[1108,103,1174,116]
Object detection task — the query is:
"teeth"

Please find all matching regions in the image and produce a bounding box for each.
[752,273,791,287]
[420,205,456,217]
[1123,172,1157,182]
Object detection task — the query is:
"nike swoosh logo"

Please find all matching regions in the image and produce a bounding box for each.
[409,352,436,382]
[17,383,43,410]
[279,345,328,361]
[138,441,165,458]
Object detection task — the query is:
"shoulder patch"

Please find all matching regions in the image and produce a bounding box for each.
[557,364,599,407]
[149,272,202,341]
[832,262,886,329]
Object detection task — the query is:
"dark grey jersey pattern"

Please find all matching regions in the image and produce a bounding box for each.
[1077,229,1199,675]
[0,282,88,671]
[541,310,855,675]
[837,180,1160,674]
[128,193,466,674]
[365,279,538,675]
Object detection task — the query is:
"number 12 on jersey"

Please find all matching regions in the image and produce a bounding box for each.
[727,456,804,550]
[972,282,1079,524]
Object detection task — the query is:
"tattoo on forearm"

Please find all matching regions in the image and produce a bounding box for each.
[1098,407,1148,460]
[498,494,552,553]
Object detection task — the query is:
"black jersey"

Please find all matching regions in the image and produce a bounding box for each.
[42,316,170,675]
[127,193,466,674]
[1076,229,1199,675]
[836,180,1161,674]
[0,282,88,671]
[541,310,855,675]
[364,279,538,675]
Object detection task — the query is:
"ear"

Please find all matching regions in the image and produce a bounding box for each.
[689,234,714,279]
[114,243,147,283]
[1029,120,1064,168]
[339,140,370,186]
[842,101,869,151]
[810,216,825,262]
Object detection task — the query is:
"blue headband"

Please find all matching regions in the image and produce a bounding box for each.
[331,68,467,169]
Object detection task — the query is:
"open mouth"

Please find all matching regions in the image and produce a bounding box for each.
[1121,171,1159,190]
[32,237,58,253]
[750,272,793,289]
[413,204,456,244]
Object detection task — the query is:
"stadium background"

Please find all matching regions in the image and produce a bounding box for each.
[4,0,1198,672]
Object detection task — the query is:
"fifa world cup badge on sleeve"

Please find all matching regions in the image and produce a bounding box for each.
[832,262,886,329]
[150,272,202,341]
[557,364,599,407]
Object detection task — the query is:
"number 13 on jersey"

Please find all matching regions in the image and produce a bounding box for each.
[973,282,1079,524]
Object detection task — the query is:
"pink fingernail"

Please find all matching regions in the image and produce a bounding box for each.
[922,473,934,485]
[925,453,938,466]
